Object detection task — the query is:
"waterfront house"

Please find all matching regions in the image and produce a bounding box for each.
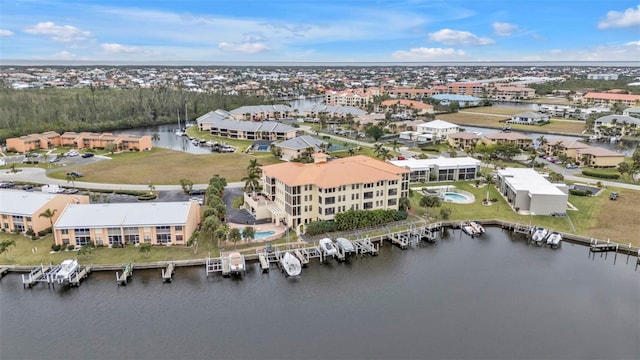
[388,157,481,183]
[53,201,200,247]
[245,155,409,231]
[0,189,89,235]
[430,94,483,107]
[507,112,550,125]
[416,120,460,141]
[496,168,569,216]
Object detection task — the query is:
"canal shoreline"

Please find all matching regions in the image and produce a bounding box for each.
[2,219,638,274]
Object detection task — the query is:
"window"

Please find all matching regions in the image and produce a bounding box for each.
[61,229,69,235]
[175,226,183,232]
[156,233,172,244]
[95,237,103,246]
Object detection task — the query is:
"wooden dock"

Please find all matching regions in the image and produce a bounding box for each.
[294,250,309,267]
[162,262,175,283]
[258,254,269,272]
[69,266,91,287]
[116,264,133,286]
[590,243,618,253]
[221,256,230,277]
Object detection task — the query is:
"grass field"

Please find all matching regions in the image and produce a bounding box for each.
[438,107,587,134]
[47,147,282,184]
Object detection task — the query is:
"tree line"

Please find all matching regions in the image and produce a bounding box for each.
[0,85,269,142]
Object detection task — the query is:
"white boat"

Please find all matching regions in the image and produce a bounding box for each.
[55,259,79,282]
[546,232,562,246]
[469,221,485,235]
[532,227,549,242]
[319,238,338,256]
[334,237,355,253]
[280,252,301,277]
[228,252,245,274]
[461,224,476,237]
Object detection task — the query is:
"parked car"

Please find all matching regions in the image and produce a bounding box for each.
[81,153,95,158]
[66,171,83,177]
[609,192,618,200]
[66,150,79,157]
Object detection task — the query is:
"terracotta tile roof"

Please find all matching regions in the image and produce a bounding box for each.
[449,132,480,140]
[576,147,624,157]
[483,132,531,141]
[261,155,409,188]
[584,92,640,101]
[546,139,589,149]
[380,99,433,110]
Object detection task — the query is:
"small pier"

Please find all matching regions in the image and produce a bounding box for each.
[353,238,379,256]
[69,266,91,287]
[21,265,50,288]
[389,232,410,249]
[0,267,8,280]
[116,263,133,286]
[258,254,269,272]
[221,255,230,277]
[162,262,175,283]
[205,257,223,276]
[590,240,618,253]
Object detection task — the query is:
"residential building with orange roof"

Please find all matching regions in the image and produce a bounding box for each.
[244,155,409,231]
[448,132,481,151]
[6,131,151,153]
[386,87,438,100]
[482,132,533,149]
[488,85,535,101]
[582,92,640,107]
[575,147,625,168]
[324,87,381,108]
[380,99,434,115]
[544,139,590,159]
[447,82,485,97]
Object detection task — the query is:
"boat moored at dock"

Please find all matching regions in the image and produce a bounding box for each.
[319,238,338,256]
[228,252,246,275]
[279,252,301,277]
[55,259,79,283]
[546,232,562,246]
[531,227,549,243]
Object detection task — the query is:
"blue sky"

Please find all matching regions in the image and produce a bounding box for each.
[0,0,639,62]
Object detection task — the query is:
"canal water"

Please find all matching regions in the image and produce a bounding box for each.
[1,227,638,360]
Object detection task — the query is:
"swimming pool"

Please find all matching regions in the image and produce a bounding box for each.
[256,145,269,151]
[240,229,276,239]
[443,192,473,203]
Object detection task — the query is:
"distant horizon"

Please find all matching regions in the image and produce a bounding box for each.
[1,60,639,68]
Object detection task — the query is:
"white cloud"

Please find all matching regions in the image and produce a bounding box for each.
[54,51,77,59]
[428,29,494,46]
[101,43,141,54]
[549,49,563,55]
[24,21,91,42]
[626,40,640,46]
[492,22,517,37]
[0,29,14,36]
[218,41,270,54]
[598,5,640,29]
[391,47,466,60]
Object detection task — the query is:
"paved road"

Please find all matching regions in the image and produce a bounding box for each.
[1,167,244,191]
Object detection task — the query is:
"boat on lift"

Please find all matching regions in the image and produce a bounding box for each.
[531,227,549,243]
[546,232,562,246]
[280,252,301,277]
[228,252,245,275]
[469,221,485,236]
[55,259,79,283]
[319,238,338,256]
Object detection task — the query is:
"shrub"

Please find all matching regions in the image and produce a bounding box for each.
[67,244,75,251]
[569,189,592,196]
[137,193,157,201]
[305,221,338,236]
[51,244,61,251]
[581,170,620,179]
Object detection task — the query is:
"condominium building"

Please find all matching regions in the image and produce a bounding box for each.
[447,132,481,151]
[273,135,327,161]
[229,105,295,121]
[197,110,297,141]
[0,189,89,234]
[582,92,640,107]
[324,87,381,108]
[53,201,200,247]
[244,155,410,231]
[388,157,481,183]
[496,168,568,215]
[387,88,439,100]
[488,85,535,100]
[544,138,624,167]
[593,114,640,138]
[6,131,151,153]
[483,132,533,149]
[447,82,485,97]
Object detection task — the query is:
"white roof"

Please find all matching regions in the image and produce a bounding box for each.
[0,189,62,216]
[55,202,194,228]
[497,168,566,195]
[388,157,481,171]
[417,119,459,130]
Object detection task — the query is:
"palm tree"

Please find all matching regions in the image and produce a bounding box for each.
[373,143,384,156]
[242,170,261,193]
[348,148,356,156]
[379,148,393,161]
[536,135,547,150]
[151,132,160,142]
[247,158,262,174]
[390,139,401,152]
[39,208,57,229]
[0,239,16,260]
[66,173,78,189]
